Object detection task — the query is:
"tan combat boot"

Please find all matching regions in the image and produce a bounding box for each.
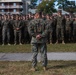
[55,40,58,44]
[43,67,47,71]
[30,67,36,71]
[50,40,52,44]
[62,41,65,44]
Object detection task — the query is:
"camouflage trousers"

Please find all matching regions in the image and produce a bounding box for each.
[2,29,10,44]
[65,29,71,41]
[73,29,76,41]
[14,30,22,44]
[56,27,64,41]
[31,43,47,68]
[47,32,52,44]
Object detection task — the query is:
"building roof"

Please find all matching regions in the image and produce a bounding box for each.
[0,0,22,2]
[0,0,31,4]
[0,0,31,2]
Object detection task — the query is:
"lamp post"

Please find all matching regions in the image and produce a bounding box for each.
[25,1,28,15]
[22,0,28,15]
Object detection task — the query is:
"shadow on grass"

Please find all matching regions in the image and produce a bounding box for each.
[48,62,76,70]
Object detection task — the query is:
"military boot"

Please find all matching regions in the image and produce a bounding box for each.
[19,43,22,45]
[55,40,58,44]
[30,67,36,72]
[50,40,52,44]
[8,43,11,46]
[2,43,4,46]
[43,67,47,71]
[62,40,65,44]
[14,41,17,45]
[14,43,16,45]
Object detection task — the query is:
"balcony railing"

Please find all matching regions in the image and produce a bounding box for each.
[8,5,23,8]
[0,12,21,14]
[0,5,23,9]
[0,6,5,9]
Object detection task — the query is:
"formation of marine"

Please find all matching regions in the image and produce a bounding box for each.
[0,10,76,45]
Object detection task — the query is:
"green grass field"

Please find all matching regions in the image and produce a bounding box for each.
[0,61,76,75]
[0,44,76,53]
[0,44,76,75]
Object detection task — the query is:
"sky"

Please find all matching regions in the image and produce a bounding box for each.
[36,0,58,9]
[37,0,76,4]
[36,0,42,5]
[36,0,76,9]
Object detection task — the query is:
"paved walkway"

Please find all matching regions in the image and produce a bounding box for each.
[0,52,76,61]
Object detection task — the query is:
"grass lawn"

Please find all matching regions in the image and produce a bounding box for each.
[0,61,76,75]
[0,44,76,53]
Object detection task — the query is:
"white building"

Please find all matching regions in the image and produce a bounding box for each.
[0,0,31,15]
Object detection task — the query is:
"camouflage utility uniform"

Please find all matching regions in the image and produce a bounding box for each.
[2,17,11,45]
[73,18,76,42]
[45,18,53,44]
[65,17,72,42]
[28,18,48,69]
[56,15,65,44]
[13,19,23,45]
[0,16,2,44]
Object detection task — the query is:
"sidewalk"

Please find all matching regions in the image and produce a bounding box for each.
[0,52,76,61]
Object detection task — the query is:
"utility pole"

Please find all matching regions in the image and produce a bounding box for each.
[22,0,28,15]
[25,1,28,15]
[22,0,25,15]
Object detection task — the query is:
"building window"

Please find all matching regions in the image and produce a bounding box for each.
[13,3,16,6]
[13,9,16,12]
[20,5,22,8]
[1,3,4,6]
[1,9,4,12]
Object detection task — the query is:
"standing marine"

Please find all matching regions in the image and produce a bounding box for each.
[28,11,48,71]
[55,10,65,44]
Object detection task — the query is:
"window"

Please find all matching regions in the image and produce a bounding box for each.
[21,6,23,8]
[13,9,16,12]
[1,9,4,12]
[13,3,16,6]
[1,3,4,6]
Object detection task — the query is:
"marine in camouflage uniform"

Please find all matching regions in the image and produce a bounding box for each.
[45,14,53,44]
[65,15,72,42]
[9,15,15,44]
[70,15,74,42]
[0,15,2,44]
[28,12,48,71]
[13,15,23,45]
[51,15,57,43]
[73,17,76,42]
[55,10,65,44]
[22,15,30,44]
[1,15,11,45]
